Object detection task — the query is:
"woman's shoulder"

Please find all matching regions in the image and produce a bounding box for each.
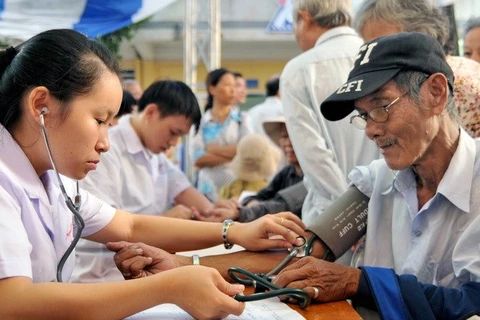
[0,160,30,205]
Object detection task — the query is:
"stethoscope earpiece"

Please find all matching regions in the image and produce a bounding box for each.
[39,107,48,125]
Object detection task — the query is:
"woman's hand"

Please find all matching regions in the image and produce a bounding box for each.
[273,256,361,303]
[229,212,307,251]
[106,241,191,279]
[162,266,245,319]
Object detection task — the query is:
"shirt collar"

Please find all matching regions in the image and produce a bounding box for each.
[436,129,475,212]
[203,109,242,124]
[392,129,475,212]
[117,115,152,158]
[315,26,358,47]
[230,109,242,122]
[264,96,281,104]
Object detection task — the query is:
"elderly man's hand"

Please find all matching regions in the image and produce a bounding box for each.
[106,241,191,279]
[273,256,361,303]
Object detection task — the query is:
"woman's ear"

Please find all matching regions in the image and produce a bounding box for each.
[424,73,449,115]
[25,86,53,123]
[207,84,217,97]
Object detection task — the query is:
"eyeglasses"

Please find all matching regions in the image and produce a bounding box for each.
[350,92,407,130]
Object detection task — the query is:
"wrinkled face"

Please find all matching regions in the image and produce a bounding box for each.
[234,77,248,104]
[143,111,193,154]
[464,26,480,63]
[278,124,298,165]
[360,19,401,42]
[354,80,436,170]
[48,71,123,179]
[210,73,236,106]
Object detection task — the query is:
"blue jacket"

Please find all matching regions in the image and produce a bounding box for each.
[354,267,480,320]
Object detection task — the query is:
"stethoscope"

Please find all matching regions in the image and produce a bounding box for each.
[39,107,85,282]
[229,234,326,309]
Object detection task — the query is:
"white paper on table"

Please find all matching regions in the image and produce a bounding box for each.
[125,297,305,320]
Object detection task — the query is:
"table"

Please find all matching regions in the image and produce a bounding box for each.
[179,246,362,319]
[289,300,361,320]
[242,287,361,320]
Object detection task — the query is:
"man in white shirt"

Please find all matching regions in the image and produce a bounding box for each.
[281,0,380,226]
[248,75,283,137]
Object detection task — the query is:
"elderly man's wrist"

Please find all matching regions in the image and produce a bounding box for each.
[306,232,335,261]
[345,267,362,298]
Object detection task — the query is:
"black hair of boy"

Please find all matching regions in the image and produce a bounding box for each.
[266,77,280,97]
[137,80,201,131]
[117,90,136,118]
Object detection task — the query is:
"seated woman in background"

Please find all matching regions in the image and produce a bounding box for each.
[191,68,251,201]
[218,133,280,200]
[197,116,305,222]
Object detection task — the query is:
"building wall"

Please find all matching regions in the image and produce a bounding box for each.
[120,59,288,96]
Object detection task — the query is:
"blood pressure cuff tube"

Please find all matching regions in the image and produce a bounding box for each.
[307,186,369,259]
[277,181,308,214]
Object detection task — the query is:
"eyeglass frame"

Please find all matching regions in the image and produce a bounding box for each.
[349,91,408,130]
[349,73,432,130]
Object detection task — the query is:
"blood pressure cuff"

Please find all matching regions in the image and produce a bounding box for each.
[277,181,307,214]
[307,185,369,259]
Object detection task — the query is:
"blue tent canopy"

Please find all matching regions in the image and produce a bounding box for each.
[0,0,176,41]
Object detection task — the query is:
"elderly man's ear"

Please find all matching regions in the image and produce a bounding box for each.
[424,73,450,115]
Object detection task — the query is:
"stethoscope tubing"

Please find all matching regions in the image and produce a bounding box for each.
[40,113,85,282]
[228,267,311,309]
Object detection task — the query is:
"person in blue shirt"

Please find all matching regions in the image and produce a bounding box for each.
[191,68,251,201]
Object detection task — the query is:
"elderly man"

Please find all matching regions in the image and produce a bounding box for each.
[275,32,480,319]
[110,33,480,319]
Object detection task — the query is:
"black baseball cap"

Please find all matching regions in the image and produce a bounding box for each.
[320,32,455,121]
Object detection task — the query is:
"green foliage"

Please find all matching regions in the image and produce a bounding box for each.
[0,40,10,49]
[97,18,151,59]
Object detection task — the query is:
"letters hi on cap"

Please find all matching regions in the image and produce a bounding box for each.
[320,32,455,122]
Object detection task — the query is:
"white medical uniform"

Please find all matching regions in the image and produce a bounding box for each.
[0,126,115,283]
[71,115,191,282]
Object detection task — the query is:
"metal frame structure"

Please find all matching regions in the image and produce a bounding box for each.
[183,0,222,181]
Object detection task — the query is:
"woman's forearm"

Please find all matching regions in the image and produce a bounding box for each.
[206,144,237,159]
[0,275,176,320]
[195,153,230,168]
